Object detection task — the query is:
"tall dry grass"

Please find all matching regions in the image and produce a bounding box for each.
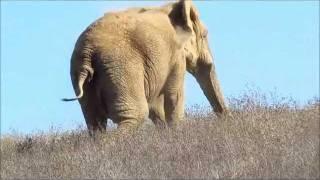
[1,91,319,179]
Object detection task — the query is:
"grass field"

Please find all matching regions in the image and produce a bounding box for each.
[1,92,319,179]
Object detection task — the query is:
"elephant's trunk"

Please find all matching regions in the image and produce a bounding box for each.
[194,64,228,116]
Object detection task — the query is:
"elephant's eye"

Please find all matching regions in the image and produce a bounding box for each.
[202,29,208,38]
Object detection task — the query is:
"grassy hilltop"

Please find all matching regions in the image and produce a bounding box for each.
[1,91,319,179]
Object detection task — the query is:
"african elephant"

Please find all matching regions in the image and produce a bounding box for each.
[63,0,228,135]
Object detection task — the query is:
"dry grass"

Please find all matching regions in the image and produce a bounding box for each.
[1,91,319,179]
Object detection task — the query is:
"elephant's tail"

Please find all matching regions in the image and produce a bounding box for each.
[62,64,94,102]
[61,79,84,101]
[61,48,94,101]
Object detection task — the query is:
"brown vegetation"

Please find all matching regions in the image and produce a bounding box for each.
[1,92,319,179]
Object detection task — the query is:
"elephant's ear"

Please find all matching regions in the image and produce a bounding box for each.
[169,0,199,45]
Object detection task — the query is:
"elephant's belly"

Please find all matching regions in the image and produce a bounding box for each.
[143,60,170,103]
[143,73,166,103]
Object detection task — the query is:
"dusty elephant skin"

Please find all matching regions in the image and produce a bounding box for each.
[63,0,228,135]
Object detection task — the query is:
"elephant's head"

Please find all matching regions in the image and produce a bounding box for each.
[168,0,228,116]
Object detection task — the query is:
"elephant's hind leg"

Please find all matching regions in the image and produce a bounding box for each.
[104,74,149,135]
[80,104,107,135]
[79,85,107,136]
[109,98,149,136]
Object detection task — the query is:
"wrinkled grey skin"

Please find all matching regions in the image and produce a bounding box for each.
[63,0,228,135]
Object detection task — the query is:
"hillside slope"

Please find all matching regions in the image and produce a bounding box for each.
[1,93,319,179]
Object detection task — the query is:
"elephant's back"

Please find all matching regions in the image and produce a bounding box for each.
[80,14,133,48]
[80,8,177,50]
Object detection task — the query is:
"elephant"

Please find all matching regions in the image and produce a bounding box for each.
[63,0,228,135]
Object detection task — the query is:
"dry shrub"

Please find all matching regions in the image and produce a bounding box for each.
[1,91,319,179]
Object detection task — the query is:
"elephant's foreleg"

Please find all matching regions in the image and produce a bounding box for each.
[164,61,185,127]
[164,88,184,127]
[149,110,167,128]
[149,95,167,128]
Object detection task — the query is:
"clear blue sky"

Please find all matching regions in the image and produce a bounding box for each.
[1,1,319,134]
